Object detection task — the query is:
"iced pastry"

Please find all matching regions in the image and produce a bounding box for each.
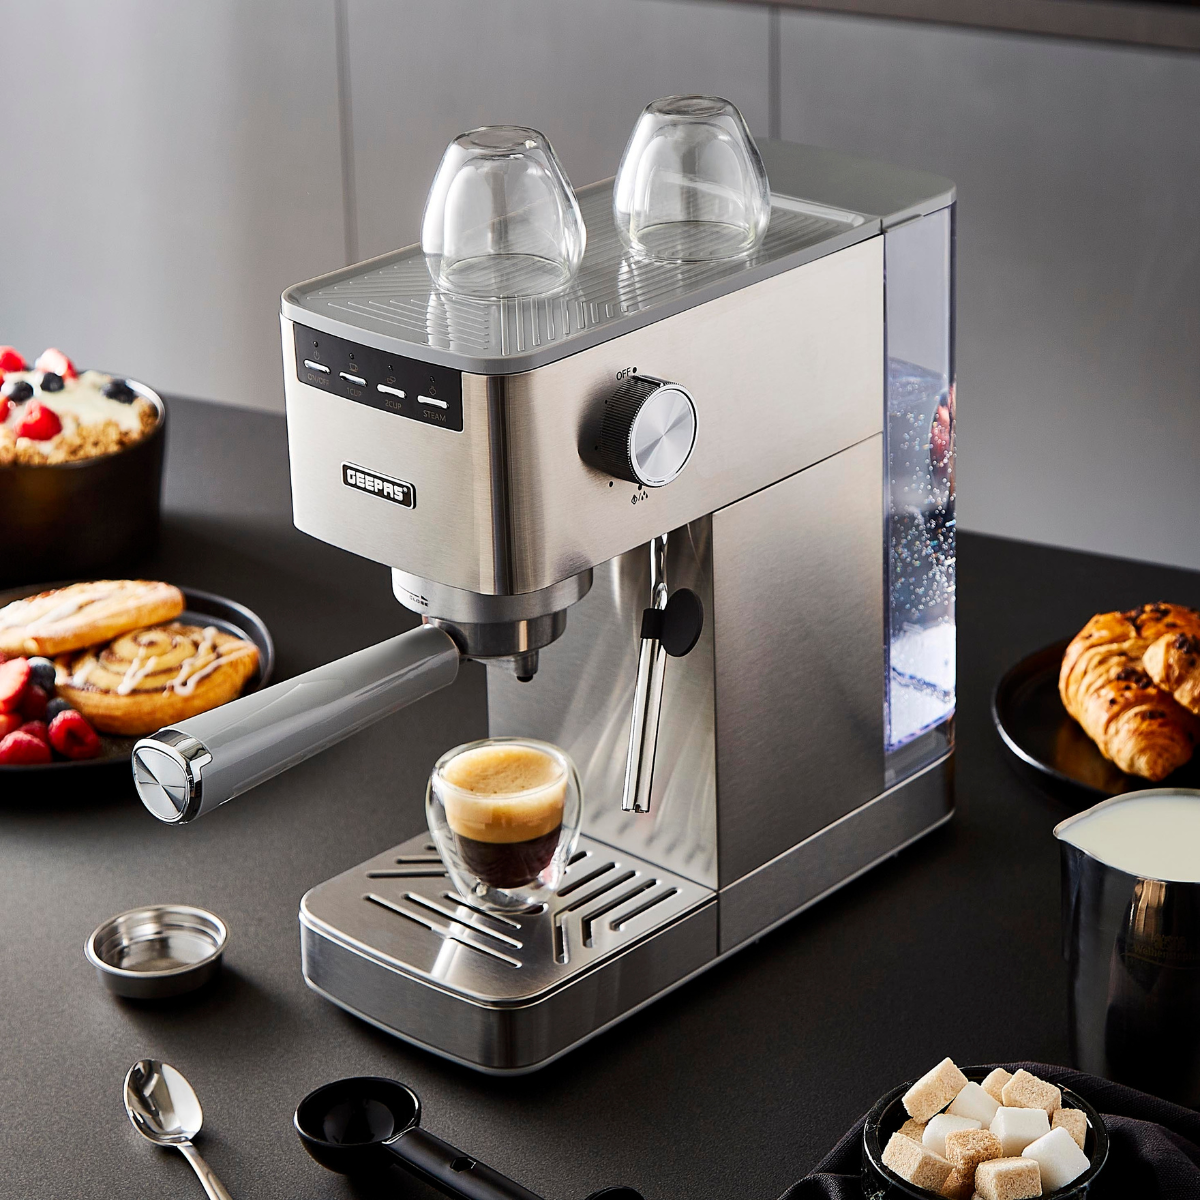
[0,580,185,657]
[55,621,259,736]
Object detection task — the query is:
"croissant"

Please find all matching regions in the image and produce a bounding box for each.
[1142,606,1200,717]
[1059,604,1200,781]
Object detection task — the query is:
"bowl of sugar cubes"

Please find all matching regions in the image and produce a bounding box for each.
[862,1060,1108,1199]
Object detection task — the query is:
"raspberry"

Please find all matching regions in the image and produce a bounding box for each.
[18,720,49,745]
[0,397,10,424]
[20,683,48,720]
[15,400,62,441]
[0,712,21,738]
[0,657,31,712]
[34,347,76,379]
[0,346,27,372]
[48,709,103,760]
[0,730,52,765]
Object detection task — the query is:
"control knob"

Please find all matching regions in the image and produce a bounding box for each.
[597,375,697,488]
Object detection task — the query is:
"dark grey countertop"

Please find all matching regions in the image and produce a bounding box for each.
[3,397,1198,1199]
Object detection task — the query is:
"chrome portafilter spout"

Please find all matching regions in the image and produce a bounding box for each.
[132,570,593,825]
[392,568,592,683]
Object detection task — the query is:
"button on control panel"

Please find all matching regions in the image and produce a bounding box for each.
[293,322,463,433]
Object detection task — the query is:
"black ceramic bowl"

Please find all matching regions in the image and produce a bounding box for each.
[0,378,166,588]
[862,1068,1109,1199]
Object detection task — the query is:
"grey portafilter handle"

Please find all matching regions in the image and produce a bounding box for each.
[132,624,460,824]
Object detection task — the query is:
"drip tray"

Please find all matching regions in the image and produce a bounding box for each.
[299,833,716,1073]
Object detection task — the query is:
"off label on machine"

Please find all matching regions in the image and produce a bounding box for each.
[342,463,416,508]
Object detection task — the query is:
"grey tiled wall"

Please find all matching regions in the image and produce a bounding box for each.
[3,1,1198,568]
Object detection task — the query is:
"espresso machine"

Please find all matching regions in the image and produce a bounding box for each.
[133,115,957,1074]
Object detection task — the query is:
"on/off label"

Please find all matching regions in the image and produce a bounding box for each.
[342,462,416,508]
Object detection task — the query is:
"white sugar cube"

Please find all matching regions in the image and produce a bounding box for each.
[947,1081,1001,1126]
[923,1113,983,1157]
[1023,1126,1090,1190]
[990,1107,1050,1157]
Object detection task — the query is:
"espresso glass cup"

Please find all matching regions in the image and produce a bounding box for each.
[427,738,582,912]
[613,95,770,263]
[421,126,586,300]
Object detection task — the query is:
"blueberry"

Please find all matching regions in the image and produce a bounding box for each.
[39,371,64,392]
[1,378,34,402]
[27,657,56,693]
[102,377,136,402]
[44,697,75,723]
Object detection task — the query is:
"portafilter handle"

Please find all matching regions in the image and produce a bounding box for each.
[132,624,460,824]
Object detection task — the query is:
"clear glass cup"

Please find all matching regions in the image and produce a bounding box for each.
[421,126,586,300]
[613,95,770,263]
[427,737,582,913]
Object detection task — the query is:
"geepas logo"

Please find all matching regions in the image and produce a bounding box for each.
[342,463,416,508]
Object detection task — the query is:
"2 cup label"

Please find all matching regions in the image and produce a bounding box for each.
[342,462,416,509]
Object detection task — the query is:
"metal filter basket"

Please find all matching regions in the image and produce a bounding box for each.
[85,904,227,999]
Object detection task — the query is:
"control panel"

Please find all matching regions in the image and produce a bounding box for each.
[292,322,464,433]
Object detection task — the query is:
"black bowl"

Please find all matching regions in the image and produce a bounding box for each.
[0,378,166,588]
[862,1068,1109,1199]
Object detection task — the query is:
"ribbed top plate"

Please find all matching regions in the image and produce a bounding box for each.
[283,181,869,374]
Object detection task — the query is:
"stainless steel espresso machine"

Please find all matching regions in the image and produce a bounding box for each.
[133,117,957,1074]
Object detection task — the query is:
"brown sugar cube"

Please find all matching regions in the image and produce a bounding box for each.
[981,1069,1013,1105]
[940,1167,975,1199]
[1001,1070,1062,1116]
[975,1157,1042,1200]
[904,1057,970,1123]
[946,1127,1004,1174]
[1051,1107,1087,1150]
[898,1117,928,1143]
[882,1131,954,1192]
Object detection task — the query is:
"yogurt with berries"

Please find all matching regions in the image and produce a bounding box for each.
[0,346,159,466]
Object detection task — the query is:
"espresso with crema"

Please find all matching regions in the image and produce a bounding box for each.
[441,743,566,888]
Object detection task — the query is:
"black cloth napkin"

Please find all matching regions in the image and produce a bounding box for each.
[777,1062,1200,1200]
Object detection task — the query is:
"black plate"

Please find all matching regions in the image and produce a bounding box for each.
[992,638,1200,801]
[0,584,273,784]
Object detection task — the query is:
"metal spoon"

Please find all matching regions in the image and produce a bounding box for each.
[124,1059,233,1200]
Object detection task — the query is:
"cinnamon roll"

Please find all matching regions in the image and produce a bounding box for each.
[0,580,184,657]
[54,621,259,735]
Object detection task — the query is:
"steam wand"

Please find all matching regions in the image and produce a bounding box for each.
[621,534,705,814]
[621,535,669,813]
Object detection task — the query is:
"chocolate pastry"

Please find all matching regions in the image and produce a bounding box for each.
[1059,604,1200,781]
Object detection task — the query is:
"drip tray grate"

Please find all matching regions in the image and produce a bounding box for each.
[300,833,713,1005]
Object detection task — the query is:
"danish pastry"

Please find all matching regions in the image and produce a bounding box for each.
[1059,604,1200,781]
[0,580,184,657]
[55,621,259,736]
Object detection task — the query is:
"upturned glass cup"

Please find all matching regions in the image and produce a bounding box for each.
[421,126,586,300]
[427,737,583,913]
[613,95,770,263]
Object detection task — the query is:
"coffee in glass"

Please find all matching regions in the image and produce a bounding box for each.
[428,738,582,911]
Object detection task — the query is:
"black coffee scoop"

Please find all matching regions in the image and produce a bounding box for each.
[295,1076,644,1200]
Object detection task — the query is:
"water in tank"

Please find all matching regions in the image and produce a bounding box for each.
[884,205,956,783]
